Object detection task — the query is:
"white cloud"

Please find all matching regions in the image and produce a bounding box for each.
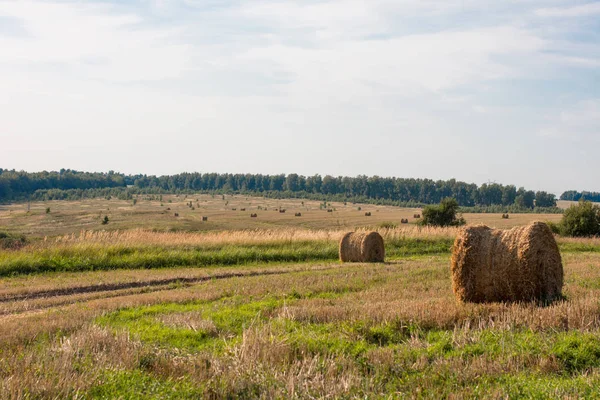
[0,0,599,192]
[239,26,545,100]
[0,1,190,81]
[535,2,600,17]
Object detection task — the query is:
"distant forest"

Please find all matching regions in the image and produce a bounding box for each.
[559,190,600,203]
[0,168,579,210]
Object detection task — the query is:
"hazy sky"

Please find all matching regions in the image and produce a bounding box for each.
[1,0,599,194]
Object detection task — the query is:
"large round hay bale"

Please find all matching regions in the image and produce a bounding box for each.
[339,232,385,263]
[451,222,563,303]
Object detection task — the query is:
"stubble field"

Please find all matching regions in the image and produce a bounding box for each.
[0,194,564,237]
[0,195,599,399]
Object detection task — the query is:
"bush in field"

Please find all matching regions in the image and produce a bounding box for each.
[0,232,27,249]
[419,198,466,227]
[546,221,561,235]
[559,200,600,237]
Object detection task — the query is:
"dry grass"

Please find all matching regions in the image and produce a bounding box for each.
[0,194,563,238]
[19,225,456,250]
[1,196,600,397]
[0,253,600,397]
[0,264,337,318]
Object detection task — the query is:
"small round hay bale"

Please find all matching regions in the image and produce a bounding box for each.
[339,232,385,263]
[451,222,563,303]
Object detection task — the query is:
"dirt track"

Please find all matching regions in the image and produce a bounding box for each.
[0,264,339,319]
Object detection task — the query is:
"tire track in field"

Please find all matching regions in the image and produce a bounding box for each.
[0,265,339,318]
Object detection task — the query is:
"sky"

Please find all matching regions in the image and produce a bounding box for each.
[1,0,599,195]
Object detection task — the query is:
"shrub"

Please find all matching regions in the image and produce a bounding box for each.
[0,232,27,249]
[559,200,600,237]
[102,216,109,225]
[546,221,561,235]
[419,198,466,227]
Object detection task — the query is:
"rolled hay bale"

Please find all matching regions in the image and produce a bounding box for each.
[339,232,385,263]
[451,222,563,303]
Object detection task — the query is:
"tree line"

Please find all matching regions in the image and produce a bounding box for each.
[0,169,126,201]
[560,191,600,203]
[0,168,562,209]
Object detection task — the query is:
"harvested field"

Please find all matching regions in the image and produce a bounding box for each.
[0,194,563,238]
[1,196,600,398]
[0,252,600,398]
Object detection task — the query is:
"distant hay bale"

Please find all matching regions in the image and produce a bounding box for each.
[279,209,286,213]
[339,232,385,263]
[401,218,408,224]
[451,222,563,303]
[364,212,371,217]
[327,209,333,213]
[201,216,208,221]
[295,212,302,217]
[502,213,509,219]
[174,213,179,217]
[250,213,257,218]
[414,213,421,218]
[240,208,246,211]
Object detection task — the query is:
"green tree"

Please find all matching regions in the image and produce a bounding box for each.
[419,198,466,227]
[515,189,535,209]
[535,191,556,208]
[284,173,300,192]
[560,200,600,237]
